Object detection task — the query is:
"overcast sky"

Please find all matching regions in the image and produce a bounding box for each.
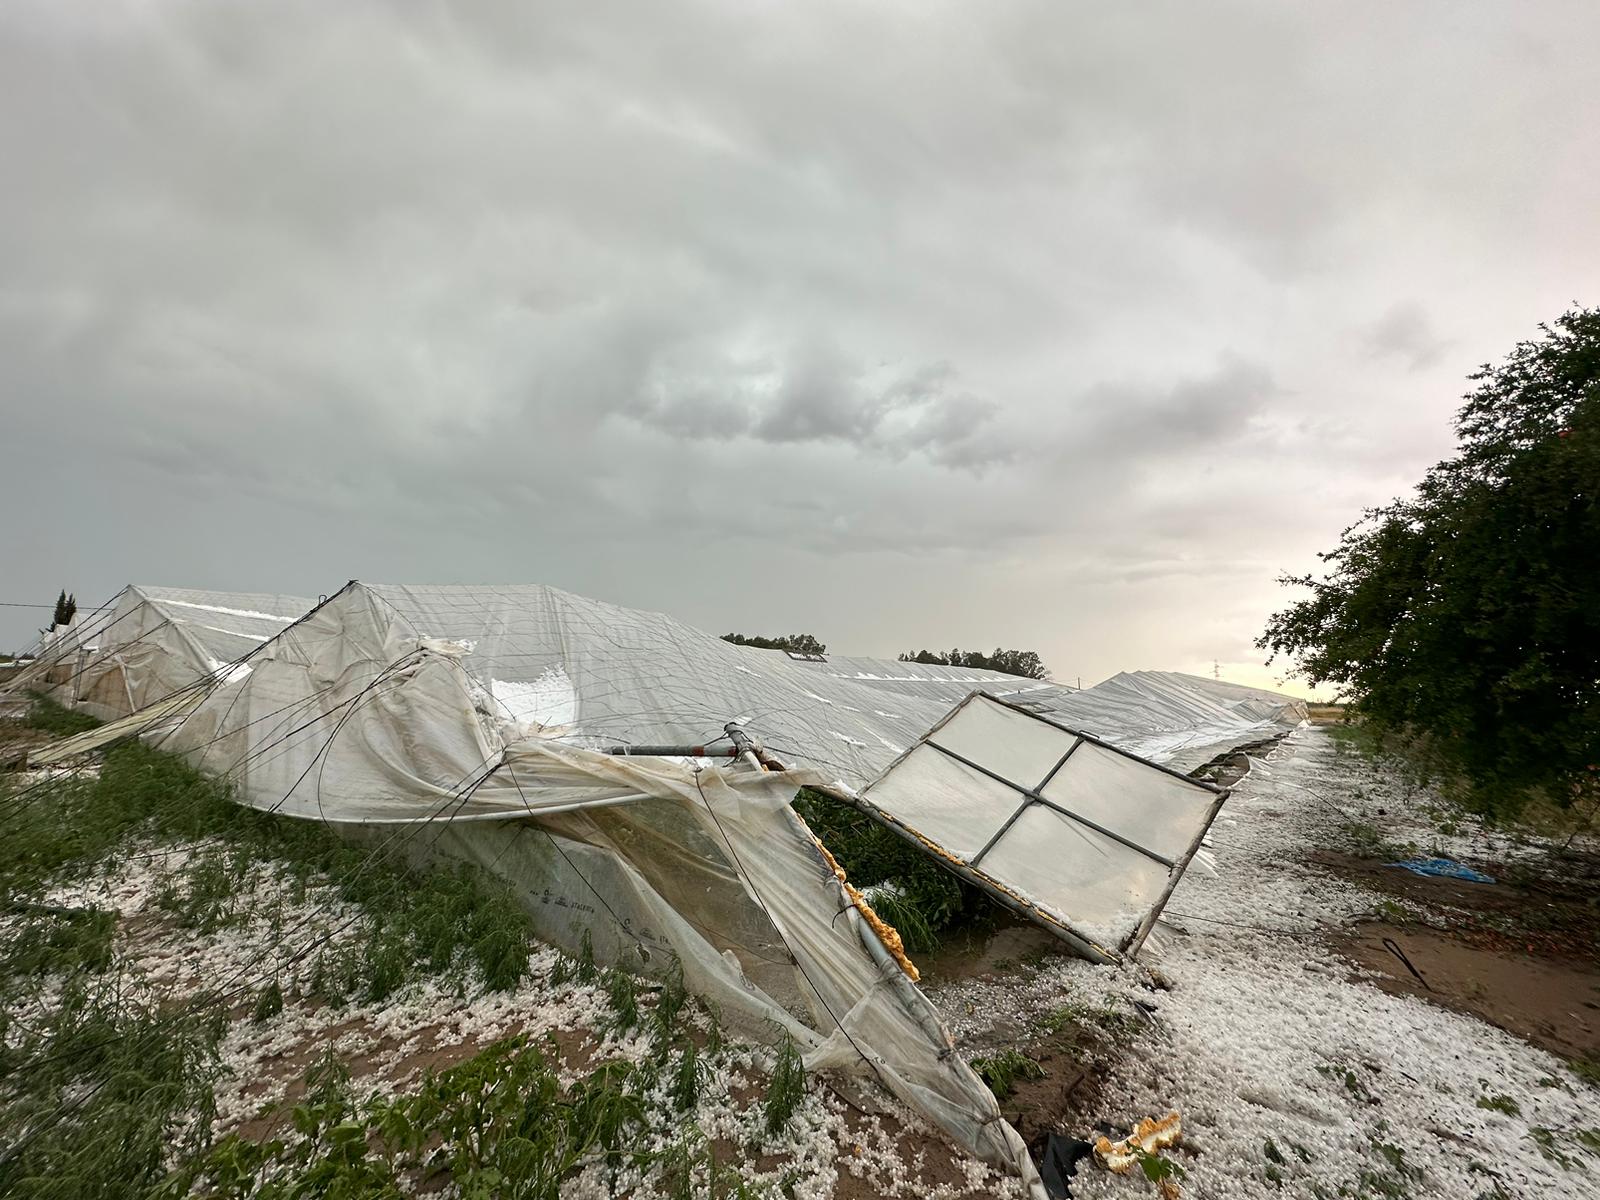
[3,2,1596,695]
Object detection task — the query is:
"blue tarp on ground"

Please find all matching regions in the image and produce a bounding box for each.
[1386,856,1496,884]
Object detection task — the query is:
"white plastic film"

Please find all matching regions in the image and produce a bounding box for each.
[853,742,1022,860]
[1040,738,1215,863]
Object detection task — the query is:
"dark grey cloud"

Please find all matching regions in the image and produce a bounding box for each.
[619,349,1007,467]
[1364,302,1452,372]
[2,0,1598,695]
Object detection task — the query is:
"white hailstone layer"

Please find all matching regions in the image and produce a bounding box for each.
[6,819,1017,1197]
[954,727,1600,1200]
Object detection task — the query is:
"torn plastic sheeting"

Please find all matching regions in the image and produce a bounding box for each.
[152,581,1047,1198]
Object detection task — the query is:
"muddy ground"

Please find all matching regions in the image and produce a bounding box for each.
[1319,846,1600,1064]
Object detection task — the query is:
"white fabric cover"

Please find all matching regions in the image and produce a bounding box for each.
[766,651,1305,773]
[1040,670,1307,770]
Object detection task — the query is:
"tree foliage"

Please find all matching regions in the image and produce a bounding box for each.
[50,589,76,630]
[720,631,827,655]
[896,647,1050,680]
[1260,308,1600,814]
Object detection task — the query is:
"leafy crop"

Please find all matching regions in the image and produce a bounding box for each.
[970,1048,1045,1100]
[793,787,993,951]
[23,693,101,737]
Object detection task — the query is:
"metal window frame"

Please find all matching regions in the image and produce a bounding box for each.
[838,690,1229,961]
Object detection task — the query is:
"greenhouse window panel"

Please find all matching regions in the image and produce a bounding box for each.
[848,691,1227,962]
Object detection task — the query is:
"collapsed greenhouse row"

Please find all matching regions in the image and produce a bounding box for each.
[3,582,1306,1196]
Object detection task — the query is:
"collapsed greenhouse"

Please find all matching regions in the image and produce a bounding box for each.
[9,585,315,723]
[8,581,1306,1195]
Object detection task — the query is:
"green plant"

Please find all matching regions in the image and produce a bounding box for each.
[178,1036,656,1200]
[2,741,536,1003]
[251,979,284,1023]
[1261,307,1600,819]
[1325,721,1383,758]
[720,632,827,655]
[971,1048,1045,1100]
[50,590,77,630]
[863,887,938,955]
[669,1041,705,1111]
[155,844,251,932]
[896,647,1050,679]
[23,692,100,737]
[1135,1145,1187,1185]
[1038,999,1141,1041]
[1316,1060,1377,1104]
[1528,1126,1577,1169]
[792,788,990,949]
[0,904,114,976]
[1343,820,1414,862]
[577,929,600,984]
[657,1129,775,1200]
[1352,1139,1423,1198]
[1476,1093,1521,1116]
[764,1032,807,1135]
[649,956,690,1051]
[0,970,227,1199]
[606,967,640,1033]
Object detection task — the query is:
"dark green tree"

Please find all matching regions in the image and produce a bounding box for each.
[1260,307,1600,815]
[50,590,76,630]
[896,647,1050,680]
[721,632,827,655]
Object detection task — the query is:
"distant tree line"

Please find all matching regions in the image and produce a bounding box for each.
[720,632,1053,681]
[897,648,1050,680]
[1260,307,1599,817]
[721,632,828,655]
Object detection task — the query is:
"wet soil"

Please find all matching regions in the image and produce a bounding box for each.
[1338,921,1600,1060]
[1317,848,1600,1063]
[990,1017,1111,1155]
[915,913,1070,984]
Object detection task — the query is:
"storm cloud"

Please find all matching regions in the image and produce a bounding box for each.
[3,1,1597,694]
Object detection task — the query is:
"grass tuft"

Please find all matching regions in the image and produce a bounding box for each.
[23,693,102,737]
[971,1048,1045,1100]
[764,1032,806,1136]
